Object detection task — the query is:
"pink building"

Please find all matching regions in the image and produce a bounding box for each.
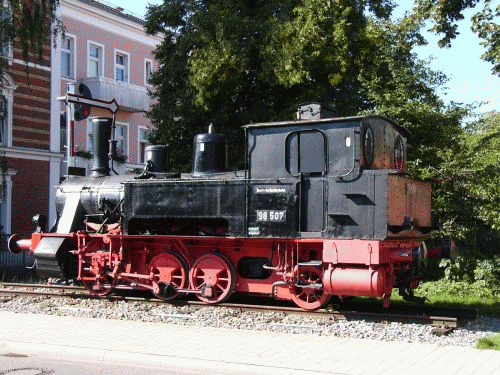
[0,0,161,235]
[54,0,161,185]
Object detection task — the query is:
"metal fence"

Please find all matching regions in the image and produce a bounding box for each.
[0,235,38,282]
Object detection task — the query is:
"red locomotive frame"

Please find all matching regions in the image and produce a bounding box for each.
[18,229,436,309]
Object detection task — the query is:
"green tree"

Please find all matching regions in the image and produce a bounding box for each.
[412,111,500,255]
[356,18,467,169]
[412,0,500,74]
[462,112,500,233]
[147,0,500,256]
[0,0,62,69]
[472,1,500,75]
[145,0,462,171]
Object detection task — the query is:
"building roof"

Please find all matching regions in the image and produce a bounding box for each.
[73,0,145,25]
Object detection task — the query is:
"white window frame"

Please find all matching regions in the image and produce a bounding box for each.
[144,59,153,85]
[138,127,149,164]
[0,1,12,63]
[0,73,16,233]
[0,168,15,233]
[114,122,128,157]
[1,74,15,147]
[1,42,12,63]
[87,41,104,78]
[61,34,76,80]
[0,97,8,148]
[114,49,130,83]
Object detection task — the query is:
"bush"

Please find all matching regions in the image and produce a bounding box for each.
[439,256,477,282]
[418,258,444,281]
[417,279,500,303]
[438,255,500,289]
[474,256,500,288]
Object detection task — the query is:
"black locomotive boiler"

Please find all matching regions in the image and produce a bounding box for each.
[10,104,453,309]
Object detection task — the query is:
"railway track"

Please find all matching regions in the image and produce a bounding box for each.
[0,282,87,299]
[0,282,475,329]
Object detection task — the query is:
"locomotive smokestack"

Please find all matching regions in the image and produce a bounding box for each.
[91,117,113,177]
[192,125,226,176]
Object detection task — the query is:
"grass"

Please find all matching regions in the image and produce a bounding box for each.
[352,278,500,318]
[413,279,500,318]
[476,335,500,350]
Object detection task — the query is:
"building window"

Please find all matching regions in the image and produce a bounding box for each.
[1,40,10,59]
[88,123,128,158]
[0,97,7,146]
[0,4,12,60]
[61,35,75,79]
[0,169,15,234]
[0,74,15,147]
[60,112,66,153]
[115,50,129,83]
[1,36,11,60]
[88,42,103,77]
[145,59,153,85]
[114,124,128,156]
[86,120,93,154]
[138,127,149,164]
[0,73,15,233]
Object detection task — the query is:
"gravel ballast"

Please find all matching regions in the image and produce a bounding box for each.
[1,295,499,347]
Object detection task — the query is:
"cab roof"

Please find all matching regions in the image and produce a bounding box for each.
[243,115,411,138]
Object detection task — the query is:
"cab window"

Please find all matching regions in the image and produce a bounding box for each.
[286,130,326,175]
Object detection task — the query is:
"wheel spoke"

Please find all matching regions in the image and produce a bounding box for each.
[148,252,189,301]
[290,269,329,310]
[189,253,236,304]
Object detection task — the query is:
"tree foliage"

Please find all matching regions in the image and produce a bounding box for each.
[415,111,500,255]
[412,0,500,74]
[355,18,467,168]
[0,0,62,69]
[471,1,500,75]
[145,0,464,171]
[461,112,500,234]
[145,0,500,255]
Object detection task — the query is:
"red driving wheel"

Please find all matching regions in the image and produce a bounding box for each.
[189,253,236,304]
[149,252,189,301]
[290,269,329,310]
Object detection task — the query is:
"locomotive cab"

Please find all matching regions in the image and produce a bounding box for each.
[245,109,430,239]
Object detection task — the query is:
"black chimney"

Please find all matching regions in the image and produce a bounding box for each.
[192,124,226,176]
[91,117,112,177]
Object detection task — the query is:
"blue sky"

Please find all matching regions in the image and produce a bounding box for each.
[111,0,499,116]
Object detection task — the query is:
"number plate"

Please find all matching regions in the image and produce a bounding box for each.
[256,210,286,222]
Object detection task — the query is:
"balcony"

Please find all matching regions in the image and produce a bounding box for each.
[81,77,150,112]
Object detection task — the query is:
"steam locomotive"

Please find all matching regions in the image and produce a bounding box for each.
[9,103,453,309]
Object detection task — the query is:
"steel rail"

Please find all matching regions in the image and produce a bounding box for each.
[2,282,85,292]
[0,283,471,328]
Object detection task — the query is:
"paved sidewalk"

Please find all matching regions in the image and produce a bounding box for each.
[0,311,499,374]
